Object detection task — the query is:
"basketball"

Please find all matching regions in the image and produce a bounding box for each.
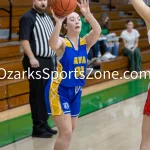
[50,0,77,17]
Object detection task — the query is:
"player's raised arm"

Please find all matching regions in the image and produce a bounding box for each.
[49,9,66,51]
[130,0,150,24]
[77,0,101,51]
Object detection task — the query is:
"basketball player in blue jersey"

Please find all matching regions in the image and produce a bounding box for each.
[130,0,150,150]
[45,0,101,149]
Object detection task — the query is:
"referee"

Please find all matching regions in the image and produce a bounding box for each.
[19,0,57,138]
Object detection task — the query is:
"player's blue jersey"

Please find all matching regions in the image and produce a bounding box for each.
[54,37,88,87]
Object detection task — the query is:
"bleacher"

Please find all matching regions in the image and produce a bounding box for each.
[0,0,150,112]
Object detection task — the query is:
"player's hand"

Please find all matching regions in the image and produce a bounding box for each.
[77,0,90,17]
[30,57,40,68]
[50,8,66,24]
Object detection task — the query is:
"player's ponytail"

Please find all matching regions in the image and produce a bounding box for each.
[61,18,67,36]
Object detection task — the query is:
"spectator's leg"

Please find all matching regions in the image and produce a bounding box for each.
[112,42,119,56]
[123,48,135,72]
[104,41,111,54]
[92,41,100,58]
[99,40,109,55]
[134,47,142,72]
[106,46,112,54]
[88,48,93,60]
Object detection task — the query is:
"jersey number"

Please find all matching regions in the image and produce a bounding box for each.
[75,66,85,78]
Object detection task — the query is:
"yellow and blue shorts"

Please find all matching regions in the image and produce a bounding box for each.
[45,78,82,117]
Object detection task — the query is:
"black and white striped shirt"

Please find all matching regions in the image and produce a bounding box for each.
[19,8,55,57]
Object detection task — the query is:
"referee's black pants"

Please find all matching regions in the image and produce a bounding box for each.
[22,54,54,129]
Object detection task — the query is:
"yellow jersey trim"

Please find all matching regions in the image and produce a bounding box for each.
[80,38,86,46]
[64,38,72,47]
[49,61,64,116]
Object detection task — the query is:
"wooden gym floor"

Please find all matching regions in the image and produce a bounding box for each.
[0,92,145,150]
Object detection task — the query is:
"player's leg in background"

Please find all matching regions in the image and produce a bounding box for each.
[52,114,73,150]
[140,115,150,150]
[141,88,150,150]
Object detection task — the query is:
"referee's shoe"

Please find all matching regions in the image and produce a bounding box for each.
[32,123,57,138]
